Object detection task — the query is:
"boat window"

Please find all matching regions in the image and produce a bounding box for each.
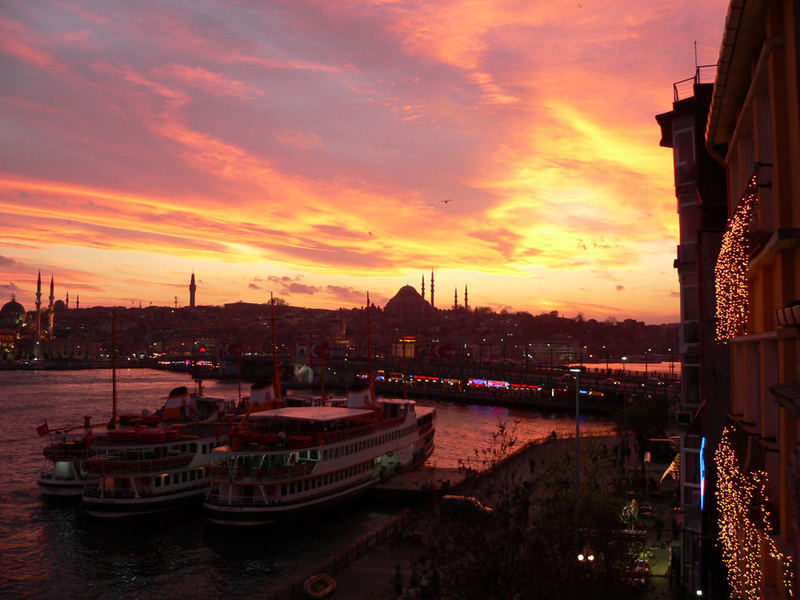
[310,449,318,460]
[289,482,295,494]
[182,471,188,483]
[164,474,170,485]
[190,470,196,481]
[190,443,197,453]
[281,484,287,496]
[155,477,161,487]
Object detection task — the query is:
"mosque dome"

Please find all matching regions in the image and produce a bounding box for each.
[384,285,429,318]
[0,297,25,328]
[54,299,66,312]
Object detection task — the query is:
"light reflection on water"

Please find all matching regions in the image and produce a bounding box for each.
[0,369,611,598]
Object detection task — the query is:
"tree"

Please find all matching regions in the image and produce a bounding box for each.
[615,395,669,480]
[421,426,645,599]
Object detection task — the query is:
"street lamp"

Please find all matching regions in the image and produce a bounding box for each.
[645,348,651,379]
[621,356,627,390]
[603,345,608,373]
[570,365,583,530]
[668,347,674,382]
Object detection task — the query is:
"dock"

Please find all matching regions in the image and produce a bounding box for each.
[368,466,467,501]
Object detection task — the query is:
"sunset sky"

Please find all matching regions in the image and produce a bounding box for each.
[0,0,729,323]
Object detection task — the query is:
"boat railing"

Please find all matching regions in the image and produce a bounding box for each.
[321,416,405,445]
[417,421,433,436]
[43,445,94,461]
[205,492,275,507]
[83,487,136,499]
[209,461,314,481]
[84,454,192,474]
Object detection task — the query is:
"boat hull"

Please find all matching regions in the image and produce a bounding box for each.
[204,477,376,527]
[82,487,205,518]
[37,478,89,497]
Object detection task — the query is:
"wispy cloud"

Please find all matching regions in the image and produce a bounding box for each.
[0,0,728,320]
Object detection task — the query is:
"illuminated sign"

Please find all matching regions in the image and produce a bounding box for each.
[700,436,706,511]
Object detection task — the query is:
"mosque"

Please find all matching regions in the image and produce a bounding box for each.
[0,272,76,358]
[383,270,469,319]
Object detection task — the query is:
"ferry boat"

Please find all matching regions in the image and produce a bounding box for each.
[203,389,436,526]
[37,420,97,497]
[80,385,246,518]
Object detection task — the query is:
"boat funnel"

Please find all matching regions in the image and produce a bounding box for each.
[250,381,275,404]
[347,388,371,408]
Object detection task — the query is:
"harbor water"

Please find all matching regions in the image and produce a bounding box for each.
[0,369,612,599]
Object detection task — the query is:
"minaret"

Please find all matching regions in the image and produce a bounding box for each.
[48,275,54,340]
[430,269,435,310]
[421,273,425,301]
[454,287,458,310]
[76,294,80,309]
[66,291,69,309]
[464,285,468,311]
[35,270,42,341]
[189,273,197,308]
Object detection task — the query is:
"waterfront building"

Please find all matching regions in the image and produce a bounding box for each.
[657,72,730,597]
[704,1,800,597]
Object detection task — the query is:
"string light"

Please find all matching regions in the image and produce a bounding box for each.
[715,428,795,598]
[715,172,759,342]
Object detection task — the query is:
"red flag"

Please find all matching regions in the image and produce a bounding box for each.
[36,422,49,436]
[84,429,94,447]
[311,342,330,361]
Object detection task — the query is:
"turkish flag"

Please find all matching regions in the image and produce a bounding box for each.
[36,422,49,436]
[311,343,330,361]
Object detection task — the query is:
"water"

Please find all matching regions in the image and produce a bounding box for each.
[0,369,611,599]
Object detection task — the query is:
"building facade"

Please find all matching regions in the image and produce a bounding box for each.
[705,1,800,597]
[657,75,730,597]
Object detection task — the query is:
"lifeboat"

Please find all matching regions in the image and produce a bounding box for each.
[107,429,138,442]
[136,428,168,443]
[287,435,314,449]
[303,573,336,599]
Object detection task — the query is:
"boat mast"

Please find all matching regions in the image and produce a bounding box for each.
[366,291,375,402]
[111,310,117,429]
[271,292,280,399]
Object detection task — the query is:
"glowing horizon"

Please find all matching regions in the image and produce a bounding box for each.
[0,1,730,323]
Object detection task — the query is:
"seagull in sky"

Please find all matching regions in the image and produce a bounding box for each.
[440,199,452,204]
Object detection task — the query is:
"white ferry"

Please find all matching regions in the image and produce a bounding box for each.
[203,389,436,526]
[80,385,241,518]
